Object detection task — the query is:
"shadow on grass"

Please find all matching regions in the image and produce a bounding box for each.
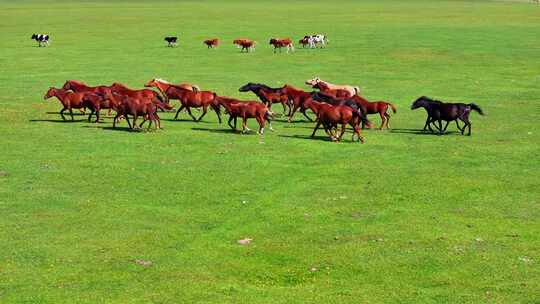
[191,127,243,134]
[29,119,85,123]
[45,111,86,116]
[278,134,334,142]
[160,118,213,124]
[389,128,460,136]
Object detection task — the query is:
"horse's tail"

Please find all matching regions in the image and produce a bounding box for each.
[469,103,484,115]
[353,86,360,95]
[387,102,397,114]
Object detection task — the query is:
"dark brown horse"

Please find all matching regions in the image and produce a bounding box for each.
[216,96,273,134]
[239,83,289,114]
[411,96,484,135]
[269,38,294,53]
[204,38,219,49]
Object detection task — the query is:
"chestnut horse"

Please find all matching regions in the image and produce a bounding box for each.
[108,92,171,130]
[305,77,360,96]
[204,38,219,49]
[311,81,352,99]
[349,95,397,129]
[110,82,165,105]
[216,96,273,134]
[163,87,221,123]
[303,99,367,143]
[279,85,314,122]
[238,83,289,114]
[62,80,113,114]
[144,78,200,103]
[233,39,256,52]
[44,87,107,122]
[269,38,294,53]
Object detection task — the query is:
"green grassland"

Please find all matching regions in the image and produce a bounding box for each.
[0,0,539,303]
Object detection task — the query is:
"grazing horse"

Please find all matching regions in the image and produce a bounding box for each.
[303,34,328,48]
[305,77,360,96]
[164,36,178,47]
[303,99,367,142]
[311,81,352,99]
[31,34,49,47]
[233,39,256,52]
[216,96,273,134]
[163,87,221,123]
[144,78,200,103]
[299,37,310,48]
[269,38,294,53]
[279,85,314,122]
[238,83,289,114]
[44,87,104,122]
[204,38,219,48]
[411,96,484,136]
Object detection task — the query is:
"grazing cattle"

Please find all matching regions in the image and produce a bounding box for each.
[216,96,273,134]
[238,83,290,115]
[164,36,178,47]
[411,96,484,136]
[299,37,310,48]
[302,34,328,48]
[204,38,219,49]
[269,38,294,53]
[43,87,105,122]
[233,39,256,52]
[31,34,49,47]
[306,77,360,96]
[144,78,200,103]
[303,99,368,142]
[279,85,315,122]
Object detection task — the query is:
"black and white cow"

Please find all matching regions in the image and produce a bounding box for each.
[303,34,328,48]
[164,36,178,47]
[31,34,49,47]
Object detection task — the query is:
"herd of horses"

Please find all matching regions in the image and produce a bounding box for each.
[43,77,484,142]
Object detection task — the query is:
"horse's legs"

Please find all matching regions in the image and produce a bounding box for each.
[256,116,265,134]
[132,114,139,129]
[288,104,299,122]
[198,106,208,121]
[186,107,197,121]
[88,109,94,122]
[60,108,67,121]
[174,105,185,120]
[212,104,222,123]
[300,106,313,122]
[423,116,431,131]
[461,115,472,136]
[378,111,386,130]
[338,124,347,142]
[69,108,74,121]
[437,120,444,134]
[228,116,236,130]
[442,121,451,132]
[113,113,121,128]
[384,113,391,129]
[311,121,322,137]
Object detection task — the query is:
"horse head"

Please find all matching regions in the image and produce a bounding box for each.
[411,96,431,110]
[305,77,321,86]
[239,83,257,92]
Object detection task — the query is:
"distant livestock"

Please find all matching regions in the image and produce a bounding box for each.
[204,38,219,49]
[269,38,294,53]
[233,39,256,52]
[164,36,178,47]
[31,34,49,47]
[302,34,328,48]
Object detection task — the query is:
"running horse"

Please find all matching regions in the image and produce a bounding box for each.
[305,77,360,96]
[44,87,109,122]
[159,87,221,123]
[279,85,315,122]
[411,96,484,136]
[311,81,352,99]
[216,96,273,134]
[238,83,290,115]
[144,78,200,103]
[62,80,113,114]
[107,92,171,130]
[109,82,166,104]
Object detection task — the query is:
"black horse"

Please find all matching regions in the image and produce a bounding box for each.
[238,82,289,114]
[411,96,484,136]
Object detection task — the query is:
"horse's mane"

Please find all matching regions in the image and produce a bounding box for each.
[421,96,443,103]
[154,78,170,84]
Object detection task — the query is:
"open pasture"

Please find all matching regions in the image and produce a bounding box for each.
[0,0,539,302]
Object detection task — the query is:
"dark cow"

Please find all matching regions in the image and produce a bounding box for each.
[164,36,178,47]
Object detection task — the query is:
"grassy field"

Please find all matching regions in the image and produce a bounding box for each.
[1,0,539,302]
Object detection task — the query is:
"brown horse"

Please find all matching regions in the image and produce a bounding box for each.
[164,87,221,123]
[269,38,294,53]
[299,37,310,48]
[279,85,314,122]
[349,95,397,129]
[216,96,273,134]
[108,92,171,130]
[62,80,113,114]
[144,78,200,103]
[110,82,165,105]
[204,38,219,49]
[238,83,290,114]
[233,39,256,52]
[303,99,367,143]
[44,87,105,122]
[311,81,352,99]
